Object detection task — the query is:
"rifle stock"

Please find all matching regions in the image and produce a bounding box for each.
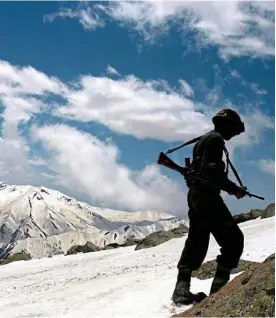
[157,152,186,175]
[157,152,265,201]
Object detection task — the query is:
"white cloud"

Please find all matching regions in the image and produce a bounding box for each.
[99,1,184,41]
[57,1,274,59]
[29,157,48,167]
[56,74,211,142]
[0,60,66,131]
[216,107,274,164]
[0,60,65,186]
[144,2,274,59]
[106,65,120,77]
[32,124,186,214]
[55,72,274,151]
[0,59,273,214]
[231,109,274,146]
[43,5,105,30]
[249,83,267,95]
[257,159,275,175]
[0,60,64,96]
[179,79,194,97]
[230,69,267,95]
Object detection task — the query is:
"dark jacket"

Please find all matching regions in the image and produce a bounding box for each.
[191,130,239,194]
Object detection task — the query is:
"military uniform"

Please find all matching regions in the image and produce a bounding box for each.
[172,109,246,305]
[177,131,244,272]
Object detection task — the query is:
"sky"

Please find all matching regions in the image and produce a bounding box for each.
[0,1,274,216]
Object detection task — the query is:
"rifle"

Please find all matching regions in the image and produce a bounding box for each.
[157,152,265,201]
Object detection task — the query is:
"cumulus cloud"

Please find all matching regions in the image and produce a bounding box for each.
[0,59,188,214]
[56,74,211,141]
[0,60,65,185]
[257,159,275,175]
[32,124,186,214]
[0,59,273,214]
[0,60,64,96]
[55,72,273,156]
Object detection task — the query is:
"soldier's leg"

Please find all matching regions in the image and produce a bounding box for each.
[172,207,210,304]
[177,208,210,271]
[209,196,244,294]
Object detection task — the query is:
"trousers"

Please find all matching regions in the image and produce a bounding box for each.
[177,186,244,271]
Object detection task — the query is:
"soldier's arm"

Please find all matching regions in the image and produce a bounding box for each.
[200,136,239,194]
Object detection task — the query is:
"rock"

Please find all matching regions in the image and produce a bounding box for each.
[234,203,274,224]
[103,244,116,250]
[265,253,275,262]
[66,241,100,255]
[104,243,121,250]
[135,225,188,251]
[262,203,275,219]
[124,237,140,246]
[135,231,174,251]
[250,209,263,219]
[170,224,189,236]
[0,252,31,265]
[234,211,256,224]
[103,237,140,250]
[173,253,275,317]
[192,259,259,280]
[103,245,115,250]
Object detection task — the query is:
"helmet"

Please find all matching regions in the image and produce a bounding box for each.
[212,109,245,135]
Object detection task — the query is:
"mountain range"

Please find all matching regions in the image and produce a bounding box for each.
[0,183,187,259]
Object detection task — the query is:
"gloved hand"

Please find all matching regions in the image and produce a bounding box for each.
[234,186,247,199]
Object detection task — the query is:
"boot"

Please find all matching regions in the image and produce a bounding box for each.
[210,263,231,295]
[172,269,207,305]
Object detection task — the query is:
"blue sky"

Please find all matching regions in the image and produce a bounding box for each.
[0,1,274,216]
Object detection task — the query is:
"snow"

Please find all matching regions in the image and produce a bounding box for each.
[0,184,187,258]
[0,216,274,318]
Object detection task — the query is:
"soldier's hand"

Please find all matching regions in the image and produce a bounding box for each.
[235,186,247,199]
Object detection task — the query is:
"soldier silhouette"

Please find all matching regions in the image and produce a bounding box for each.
[172,109,248,305]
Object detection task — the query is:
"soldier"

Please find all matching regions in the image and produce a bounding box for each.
[172,109,248,305]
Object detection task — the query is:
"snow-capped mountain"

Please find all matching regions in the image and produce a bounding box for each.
[0,183,187,259]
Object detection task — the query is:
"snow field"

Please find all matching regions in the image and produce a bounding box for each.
[0,216,274,318]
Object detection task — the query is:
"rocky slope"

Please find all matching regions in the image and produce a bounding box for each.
[191,258,259,280]
[0,183,187,259]
[174,254,275,317]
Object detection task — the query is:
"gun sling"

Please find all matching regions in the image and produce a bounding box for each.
[165,135,244,189]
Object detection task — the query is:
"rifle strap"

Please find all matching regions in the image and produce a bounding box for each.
[164,134,245,188]
[165,135,203,154]
[223,146,244,187]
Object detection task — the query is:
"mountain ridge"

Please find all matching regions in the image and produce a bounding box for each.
[0,183,187,259]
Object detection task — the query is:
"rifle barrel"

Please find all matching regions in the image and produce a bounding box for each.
[246,192,265,201]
